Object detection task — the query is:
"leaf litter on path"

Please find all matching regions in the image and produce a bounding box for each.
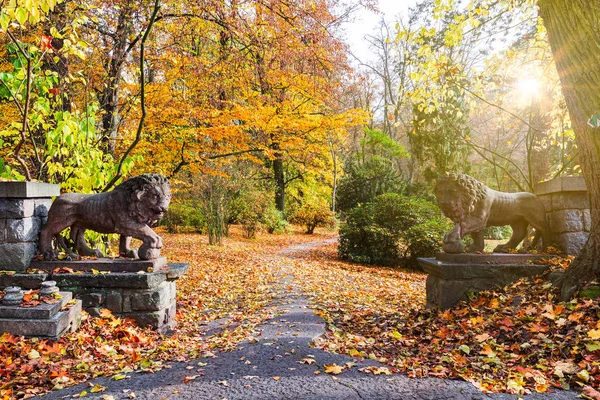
[291,244,599,395]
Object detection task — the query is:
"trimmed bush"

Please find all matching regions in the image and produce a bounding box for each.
[291,200,335,234]
[339,193,450,268]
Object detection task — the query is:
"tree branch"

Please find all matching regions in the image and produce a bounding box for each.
[103,0,160,192]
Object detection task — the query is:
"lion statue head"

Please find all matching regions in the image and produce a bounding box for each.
[434,173,487,223]
[116,173,172,226]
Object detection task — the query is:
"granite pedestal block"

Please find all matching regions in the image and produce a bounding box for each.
[419,253,552,309]
[0,182,59,271]
[535,176,590,255]
[24,260,189,333]
[0,291,82,339]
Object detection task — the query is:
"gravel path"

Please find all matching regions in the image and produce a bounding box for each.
[40,240,577,400]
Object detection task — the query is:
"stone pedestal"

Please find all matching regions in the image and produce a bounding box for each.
[535,176,590,255]
[419,253,552,309]
[27,258,188,333]
[0,291,82,339]
[0,181,60,271]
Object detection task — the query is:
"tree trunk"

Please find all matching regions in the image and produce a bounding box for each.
[273,152,285,214]
[537,0,600,299]
[44,1,70,112]
[99,2,134,154]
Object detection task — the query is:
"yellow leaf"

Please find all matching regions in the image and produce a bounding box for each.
[587,329,600,340]
[479,344,496,357]
[324,364,344,375]
[90,384,106,393]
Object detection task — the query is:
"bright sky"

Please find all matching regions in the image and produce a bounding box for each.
[342,0,418,64]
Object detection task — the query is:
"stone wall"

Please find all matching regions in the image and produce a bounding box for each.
[0,263,188,333]
[535,176,590,255]
[0,182,59,271]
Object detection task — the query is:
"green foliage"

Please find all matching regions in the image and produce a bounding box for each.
[337,128,408,212]
[163,201,205,233]
[409,100,471,179]
[291,199,335,234]
[44,106,139,192]
[339,193,450,268]
[262,206,288,234]
[484,225,512,240]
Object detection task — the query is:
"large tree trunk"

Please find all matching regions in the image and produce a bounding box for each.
[273,150,285,214]
[537,0,600,300]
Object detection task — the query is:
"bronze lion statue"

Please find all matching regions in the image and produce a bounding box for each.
[39,173,171,260]
[434,173,550,253]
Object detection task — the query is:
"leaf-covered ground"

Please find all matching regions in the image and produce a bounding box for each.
[0,227,336,399]
[1,230,599,399]
[289,243,600,396]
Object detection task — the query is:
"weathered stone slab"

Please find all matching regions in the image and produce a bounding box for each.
[551,192,590,210]
[535,176,587,195]
[555,232,589,255]
[127,300,176,333]
[165,263,189,280]
[0,182,60,198]
[0,299,82,338]
[0,199,34,218]
[0,242,37,271]
[33,198,53,218]
[434,253,552,264]
[31,257,167,272]
[0,292,72,319]
[79,292,105,308]
[0,219,5,243]
[549,210,584,233]
[129,281,174,312]
[0,272,48,289]
[51,271,166,289]
[0,263,187,332]
[419,257,550,309]
[6,217,42,243]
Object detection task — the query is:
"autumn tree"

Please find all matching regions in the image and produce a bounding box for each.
[537,0,600,299]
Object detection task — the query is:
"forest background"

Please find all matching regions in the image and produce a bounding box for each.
[0,0,586,257]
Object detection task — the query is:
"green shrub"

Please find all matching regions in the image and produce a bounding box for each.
[162,202,205,233]
[291,200,336,234]
[484,225,512,240]
[262,206,289,234]
[339,193,450,268]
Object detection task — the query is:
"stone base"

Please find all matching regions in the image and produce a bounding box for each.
[0,292,82,339]
[31,256,167,273]
[418,254,552,309]
[1,263,189,333]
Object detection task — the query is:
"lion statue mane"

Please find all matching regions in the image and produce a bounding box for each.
[39,173,171,260]
[434,173,550,253]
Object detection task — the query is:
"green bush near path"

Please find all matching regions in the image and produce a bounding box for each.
[338,193,451,268]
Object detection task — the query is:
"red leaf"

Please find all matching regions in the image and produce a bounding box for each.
[41,35,53,51]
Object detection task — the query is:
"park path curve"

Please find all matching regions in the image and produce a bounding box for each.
[40,239,577,400]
